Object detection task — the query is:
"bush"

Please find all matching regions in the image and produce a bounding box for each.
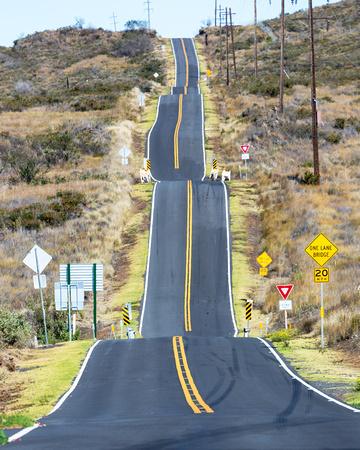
[267,329,296,343]
[112,29,155,58]
[29,296,81,345]
[0,190,86,231]
[0,310,32,348]
[302,171,320,185]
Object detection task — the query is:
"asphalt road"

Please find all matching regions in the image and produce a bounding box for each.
[147,94,205,181]
[9,338,360,449]
[7,37,360,449]
[140,181,237,338]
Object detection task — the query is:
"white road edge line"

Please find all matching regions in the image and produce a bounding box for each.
[222,181,238,337]
[191,38,200,95]
[257,337,360,413]
[139,182,158,335]
[8,340,102,443]
[201,94,206,181]
[146,95,162,183]
[171,38,177,88]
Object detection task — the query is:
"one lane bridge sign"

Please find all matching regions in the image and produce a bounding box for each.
[304,233,338,267]
[256,252,272,268]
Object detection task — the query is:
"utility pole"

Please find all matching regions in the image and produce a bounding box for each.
[219,5,224,75]
[144,0,152,29]
[225,7,229,85]
[110,13,118,32]
[229,8,237,79]
[254,0,258,78]
[215,0,217,27]
[279,0,285,113]
[309,0,320,183]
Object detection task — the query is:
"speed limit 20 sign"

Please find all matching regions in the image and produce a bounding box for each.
[314,267,329,283]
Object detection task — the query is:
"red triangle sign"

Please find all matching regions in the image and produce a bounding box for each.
[241,145,249,153]
[276,284,294,300]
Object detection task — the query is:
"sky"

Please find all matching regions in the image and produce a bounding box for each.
[0,0,341,48]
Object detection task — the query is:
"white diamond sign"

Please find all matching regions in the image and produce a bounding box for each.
[119,146,131,158]
[23,245,52,274]
[137,93,145,106]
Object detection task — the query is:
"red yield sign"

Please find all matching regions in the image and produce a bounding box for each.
[276,285,294,300]
[241,145,249,153]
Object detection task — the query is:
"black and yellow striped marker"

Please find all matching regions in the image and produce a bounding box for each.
[146,159,151,171]
[122,306,130,325]
[245,301,252,320]
[173,336,213,414]
[212,159,217,170]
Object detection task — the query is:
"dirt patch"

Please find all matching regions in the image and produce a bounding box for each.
[0,355,16,372]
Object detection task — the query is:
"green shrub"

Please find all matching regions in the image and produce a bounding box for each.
[302,171,320,185]
[29,296,81,345]
[0,430,8,445]
[355,377,360,392]
[0,191,86,231]
[0,310,32,348]
[267,329,296,342]
[334,118,346,129]
[321,131,342,144]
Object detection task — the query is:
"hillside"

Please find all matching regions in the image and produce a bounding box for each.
[195,0,360,347]
[0,26,168,344]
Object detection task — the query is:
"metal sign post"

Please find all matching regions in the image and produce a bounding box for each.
[256,252,272,305]
[60,264,103,339]
[305,233,338,349]
[23,245,52,348]
[279,300,292,329]
[321,282,324,348]
[119,146,131,176]
[137,93,146,122]
[35,247,49,347]
[54,281,84,341]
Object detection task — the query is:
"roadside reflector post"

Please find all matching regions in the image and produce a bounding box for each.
[120,320,123,339]
[260,322,263,337]
[244,300,253,337]
[266,317,269,334]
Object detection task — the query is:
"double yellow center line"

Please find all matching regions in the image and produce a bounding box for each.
[180,38,189,94]
[173,39,189,169]
[185,180,193,332]
[172,336,213,414]
[174,94,183,169]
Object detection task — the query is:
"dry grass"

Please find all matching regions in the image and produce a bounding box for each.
[195,0,360,348]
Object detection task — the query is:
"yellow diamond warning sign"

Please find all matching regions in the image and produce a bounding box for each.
[256,252,272,268]
[305,233,338,267]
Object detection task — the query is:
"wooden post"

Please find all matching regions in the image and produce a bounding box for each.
[230,8,237,79]
[309,0,320,183]
[254,0,258,79]
[279,0,285,113]
[219,5,223,75]
[225,7,229,85]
